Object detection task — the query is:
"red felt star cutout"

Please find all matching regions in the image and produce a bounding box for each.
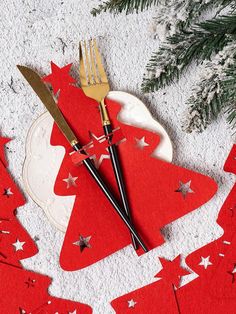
[42,62,76,94]
[88,132,110,167]
[0,137,11,167]
[156,255,190,288]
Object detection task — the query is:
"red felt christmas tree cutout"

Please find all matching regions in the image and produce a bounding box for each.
[111,255,189,313]
[157,256,189,288]
[0,262,92,313]
[44,62,218,271]
[0,158,37,267]
[175,144,236,313]
[0,136,93,313]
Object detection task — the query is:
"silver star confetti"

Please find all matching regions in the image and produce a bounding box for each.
[175,180,194,199]
[3,188,13,198]
[128,299,137,308]
[199,256,212,269]
[73,235,91,252]
[12,239,25,251]
[135,136,149,149]
[63,173,78,189]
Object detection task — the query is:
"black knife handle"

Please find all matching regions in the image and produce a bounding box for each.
[73,143,148,253]
[104,124,138,250]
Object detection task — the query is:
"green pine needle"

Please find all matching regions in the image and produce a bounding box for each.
[91,0,160,16]
[91,0,236,133]
[184,49,236,133]
[142,14,236,93]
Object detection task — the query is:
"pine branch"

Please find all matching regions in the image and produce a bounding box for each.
[183,43,236,133]
[92,0,236,17]
[91,0,159,16]
[142,14,236,93]
[224,66,236,129]
[154,0,236,38]
[183,76,226,133]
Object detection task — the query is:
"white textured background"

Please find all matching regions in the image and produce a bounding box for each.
[0,1,234,313]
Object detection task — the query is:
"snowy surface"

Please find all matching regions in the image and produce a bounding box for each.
[0,1,234,313]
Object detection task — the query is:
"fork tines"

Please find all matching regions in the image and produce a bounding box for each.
[79,39,108,87]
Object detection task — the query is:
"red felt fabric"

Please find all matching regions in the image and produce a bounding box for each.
[157,255,190,287]
[42,63,217,271]
[0,158,38,266]
[111,256,188,313]
[111,145,236,313]
[45,63,218,271]
[0,262,92,313]
[176,144,236,313]
[0,136,92,313]
[111,280,179,314]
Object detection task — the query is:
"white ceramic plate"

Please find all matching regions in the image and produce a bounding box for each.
[23,91,173,232]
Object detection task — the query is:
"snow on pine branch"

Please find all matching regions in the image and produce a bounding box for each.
[183,42,236,133]
[153,0,233,40]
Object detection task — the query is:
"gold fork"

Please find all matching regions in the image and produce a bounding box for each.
[79,39,141,250]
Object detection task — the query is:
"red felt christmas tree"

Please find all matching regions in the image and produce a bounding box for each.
[111,145,236,313]
[0,138,37,267]
[0,136,92,313]
[111,255,189,313]
[43,62,218,271]
[176,144,236,313]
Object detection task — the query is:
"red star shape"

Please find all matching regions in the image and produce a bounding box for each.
[89,132,109,162]
[42,62,76,94]
[0,137,11,167]
[156,255,190,288]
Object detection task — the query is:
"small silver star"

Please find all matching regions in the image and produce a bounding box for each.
[63,173,78,189]
[128,299,137,308]
[175,180,194,199]
[199,256,212,269]
[73,235,91,252]
[135,136,149,149]
[3,188,13,197]
[12,239,25,251]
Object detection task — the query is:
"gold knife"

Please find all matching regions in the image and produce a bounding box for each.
[17,65,148,253]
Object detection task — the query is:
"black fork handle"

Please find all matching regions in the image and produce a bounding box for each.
[103,124,139,250]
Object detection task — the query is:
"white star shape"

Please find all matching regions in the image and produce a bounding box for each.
[69,310,77,314]
[128,299,137,308]
[3,187,13,197]
[12,239,25,251]
[135,136,149,149]
[73,235,92,252]
[63,173,78,189]
[175,180,194,199]
[199,256,213,269]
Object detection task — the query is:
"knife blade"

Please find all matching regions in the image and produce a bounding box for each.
[17,65,78,146]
